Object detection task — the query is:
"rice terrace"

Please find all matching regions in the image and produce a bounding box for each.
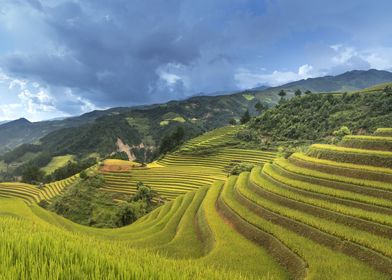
[1,1,392,280]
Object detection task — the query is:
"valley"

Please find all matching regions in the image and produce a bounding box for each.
[0,120,391,279]
[2,2,392,278]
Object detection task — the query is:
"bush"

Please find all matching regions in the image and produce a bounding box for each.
[79,170,88,179]
[229,162,255,175]
[115,201,148,227]
[22,165,45,184]
[333,126,351,141]
[108,151,129,161]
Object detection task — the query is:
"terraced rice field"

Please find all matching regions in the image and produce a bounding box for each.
[101,126,277,200]
[178,125,242,152]
[0,127,391,279]
[0,174,79,204]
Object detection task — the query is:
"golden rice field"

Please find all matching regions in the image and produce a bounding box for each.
[0,127,391,279]
[100,126,277,200]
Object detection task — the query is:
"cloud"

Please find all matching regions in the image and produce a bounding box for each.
[1,0,392,121]
[18,88,56,114]
[235,64,320,88]
[0,68,100,121]
[0,103,23,120]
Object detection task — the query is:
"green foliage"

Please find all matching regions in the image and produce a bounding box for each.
[278,89,287,98]
[50,175,118,227]
[108,151,129,160]
[48,157,97,182]
[41,155,75,175]
[254,101,269,114]
[159,126,186,154]
[253,89,392,141]
[240,110,251,124]
[229,118,237,125]
[333,126,351,141]
[276,145,307,159]
[2,144,42,164]
[50,175,160,228]
[15,152,52,176]
[229,162,255,175]
[79,170,88,179]
[383,85,392,94]
[133,182,156,204]
[22,165,45,184]
[115,182,160,227]
[115,200,148,227]
[2,84,275,168]
[294,89,302,97]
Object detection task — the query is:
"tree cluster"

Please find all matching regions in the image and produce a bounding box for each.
[252,90,392,141]
[159,126,185,154]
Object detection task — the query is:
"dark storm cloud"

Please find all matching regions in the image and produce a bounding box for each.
[1,0,392,115]
[1,0,224,107]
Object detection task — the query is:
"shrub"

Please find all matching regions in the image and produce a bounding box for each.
[229,162,255,175]
[333,126,351,141]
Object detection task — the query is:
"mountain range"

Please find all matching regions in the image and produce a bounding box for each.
[1,69,392,171]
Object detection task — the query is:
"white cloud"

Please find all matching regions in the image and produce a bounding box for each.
[18,88,56,114]
[157,63,184,87]
[361,47,392,70]
[330,44,343,52]
[328,44,392,71]
[159,72,182,86]
[331,46,358,65]
[0,103,23,120]
[0,69,102,121]
[235,64,320,88]
[9,79,27,90]
[64,89,100,113]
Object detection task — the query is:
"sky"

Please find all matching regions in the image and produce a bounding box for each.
[1,0,392,121]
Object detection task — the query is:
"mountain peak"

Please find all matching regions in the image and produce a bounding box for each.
[13,118,31,124]
[0,118,31,128]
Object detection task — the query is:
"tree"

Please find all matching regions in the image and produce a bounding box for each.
[240,110,251,124]
[384,85,392,96]
[22,165,45,184]
[278,90,286,99]
[254,101,268,114]
[229,118,237,125]
[294,89,302,97]
[173,126,185,143]
[304,90,312,95]
[159,126,186,154]
[109,151,129,161]
[133,182,155,204]
[116,201,146,226]
[79,170,88,179]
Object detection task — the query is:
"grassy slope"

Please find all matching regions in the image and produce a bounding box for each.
[41,155,75,174]
[0,199,249,280]
[0,125,392,279]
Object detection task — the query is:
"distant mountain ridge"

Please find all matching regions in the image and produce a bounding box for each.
[1,69,392,158]
[277,69,392,92]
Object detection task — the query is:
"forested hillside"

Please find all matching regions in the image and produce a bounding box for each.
[251,83,392,141]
